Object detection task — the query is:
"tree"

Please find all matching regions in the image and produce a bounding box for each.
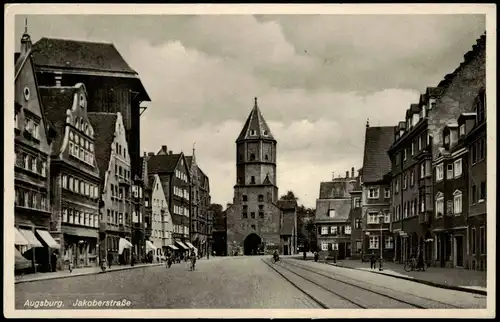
[209,203,225,231]
[280,190,298,201]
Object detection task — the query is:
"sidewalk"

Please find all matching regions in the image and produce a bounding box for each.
[321,259,487,296]
[15,262,164,284]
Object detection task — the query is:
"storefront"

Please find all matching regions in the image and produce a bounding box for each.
[62,226,99,268]
[16,226,59,273]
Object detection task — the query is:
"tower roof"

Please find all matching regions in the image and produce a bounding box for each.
[236,97,275,142]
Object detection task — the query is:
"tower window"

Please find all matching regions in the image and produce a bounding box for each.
[250,130,256,136]
[265,155,269,161]
[259,205,264,210]
[251,224,256,230]
[259,212,264,218]
[250,153,256,161]
[251,176,256,184]
[258,194,264,202]
[242,213,248,219]
[242,195,248,202]
[251,212,255,219]
[263,130,268,136]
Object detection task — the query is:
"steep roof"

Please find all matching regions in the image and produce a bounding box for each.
[38,86,78,154]
[236,98,275,142]
[185,156,193,168]
[147,154,182,174]
[319,180,356,199]
[87,113,118,180]
[32,37,137,75]
[315,199,351,223]
[362,126,394,183]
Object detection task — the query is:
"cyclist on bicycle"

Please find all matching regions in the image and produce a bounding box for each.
[189,250,196,270]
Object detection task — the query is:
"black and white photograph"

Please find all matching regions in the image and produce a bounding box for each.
[4,4,495,319]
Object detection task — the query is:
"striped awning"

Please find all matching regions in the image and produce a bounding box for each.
[36,230,60,249]
[19,229,43,248]
[146,240,157,251]
[175,241,189,250]
[167,244,179,250]
[15,248,32,270]
[185,242,195,249]
[15,228,29,246]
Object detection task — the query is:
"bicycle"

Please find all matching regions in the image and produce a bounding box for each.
[404,257,426,272]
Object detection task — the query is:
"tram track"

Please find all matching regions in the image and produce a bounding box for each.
[283,259,462,309]
[263,258,461,309]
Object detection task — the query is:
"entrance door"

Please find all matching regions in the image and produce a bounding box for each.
[455,235,464,267]
[244,234,262,255]
[284,245,289,255]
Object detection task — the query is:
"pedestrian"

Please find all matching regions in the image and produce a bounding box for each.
[51,251,58,272]
[107,252,113,268]
[131,252,135,267]
[370,252,376,269]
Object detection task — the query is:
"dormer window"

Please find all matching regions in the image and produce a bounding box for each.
[444,135,450,145]
[79,94,86,108]
[459,124,465,137]
[23,86,30,101]
[263,130,268,136]
[429,98,437,110]
[250,130,256,136]
[250,153,256,161]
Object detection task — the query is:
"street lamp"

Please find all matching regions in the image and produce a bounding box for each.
[378,212,384,271]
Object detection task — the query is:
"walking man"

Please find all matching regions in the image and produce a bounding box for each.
[107,252,113,269]
[370,251,376,269]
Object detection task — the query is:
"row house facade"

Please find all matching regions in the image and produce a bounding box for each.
[186,151,212,257]
[150,174,174,258]
[141,155,153,245]
[40,83,101,269]
[360,125,394,261]
[88,112,133,265]
[14,30,59,273]
[348,172,363,259]
[147,147,192,253]
[315,170,357,260]
[32,36,151,262]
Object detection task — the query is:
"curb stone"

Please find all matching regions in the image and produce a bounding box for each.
[14,263,164,285]
[318,260,487,296]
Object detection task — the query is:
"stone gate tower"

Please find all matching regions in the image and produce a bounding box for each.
[226,98,294,256]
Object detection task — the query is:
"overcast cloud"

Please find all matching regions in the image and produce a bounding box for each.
[14,14,485,207]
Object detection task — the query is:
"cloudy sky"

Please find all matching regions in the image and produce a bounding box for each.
[14,13,485,208]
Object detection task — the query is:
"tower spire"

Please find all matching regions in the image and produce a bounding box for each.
[254,97,258,108]
[20,17,32,55]
[24,18,28,34]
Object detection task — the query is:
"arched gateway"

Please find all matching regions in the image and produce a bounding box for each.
[244,233,262,255]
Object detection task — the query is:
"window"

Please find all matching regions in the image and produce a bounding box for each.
[385,236,394,249]
[403,202,408,218]
[395,152,399,165]
[68,209,74,224]
[453,191,462,214]
[471,185,477,203]
[356,241,362,253]
[418,136,422,151]
[355,219,362,229]
[446,164,453,179]
[250,130,256,136]
[321,226,328,235]
[250,153,256,161]
[62,175,68,189]
[471,144,477,164]
[354,197,361,208]
[367,213,379,224]
[259,211,264,218]
[459,124,465,137]
[436,163,444,181]
[258,194,263,202]
[329,209,336,217]
[251,176,255,184]
[251,212,255,219]
[403,174,407,190]
[384,187,390,199]
[480,181,486,201]
[395,180,399,193]
[368,187,379,199]
[384,211,390,223]
[345,226,352,235]
[403,148,407,161]
[435,193,444,217]
[420,198,425,213]
[480,226,485,255]
[410,200,414,216]
[420,163,425,179]
[330,226,337,234]
[369,236,379,249]
[478,138,485,161]
[321,243,328,251]
[453,159,462,177]
[411,142,415,155]
[242,212,247,219]
[471,228,476,255]
[410,171,414,186]
[444,134,450,145]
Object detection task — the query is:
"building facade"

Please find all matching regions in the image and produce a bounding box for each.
[32,37,151,262]
[315,170,357,260]
[14,29,58,272]
[147,147,191,252]
[348,171,363,259]
[88,112,133,265]
[150,174,174,257]
[40,83,101,269]
[361,124,394,261]
[225,98,295,256]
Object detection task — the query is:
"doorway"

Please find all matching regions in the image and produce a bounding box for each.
[454,235,464,267]
[284,245,289,255]
[244,234,262,255]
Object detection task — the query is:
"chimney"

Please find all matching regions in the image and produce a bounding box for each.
[143,152,147,157]
[148,152,155,157]
[161,145,168,152]
[366,118,370,128]
[346,171,349,178]
[168,150,173,155]
[332,172,335,181]
[351,167,355,178]
[20,18,32,56]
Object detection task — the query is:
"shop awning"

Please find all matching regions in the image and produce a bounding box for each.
[118,238,133,255]
[36,230,60,249]
[185,242,195,249]
[15,248,32,270]
[146,240,157,251]
[19,229,43,248]
[167,244,179,250]
[15,228,29,246]
[175,241,189,250]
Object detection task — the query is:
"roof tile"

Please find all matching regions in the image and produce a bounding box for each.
[362,126,394,183]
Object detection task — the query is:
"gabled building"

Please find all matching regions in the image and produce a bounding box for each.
[39,83,101,270]
[361,124,394,261]
[186,150,212,257]
[88,112,133,265]
[277,199,298,256]
[315,170,357,259]
[150,173,174,257]
[141,154,153,247]
[225,98,297,256]
[14,28,58,273]
[348,170,363,259]
[147,147,191,252]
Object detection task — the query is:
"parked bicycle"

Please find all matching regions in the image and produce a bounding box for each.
[404,256,426,272]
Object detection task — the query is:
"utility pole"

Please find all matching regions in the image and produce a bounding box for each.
[379,212,384,271]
